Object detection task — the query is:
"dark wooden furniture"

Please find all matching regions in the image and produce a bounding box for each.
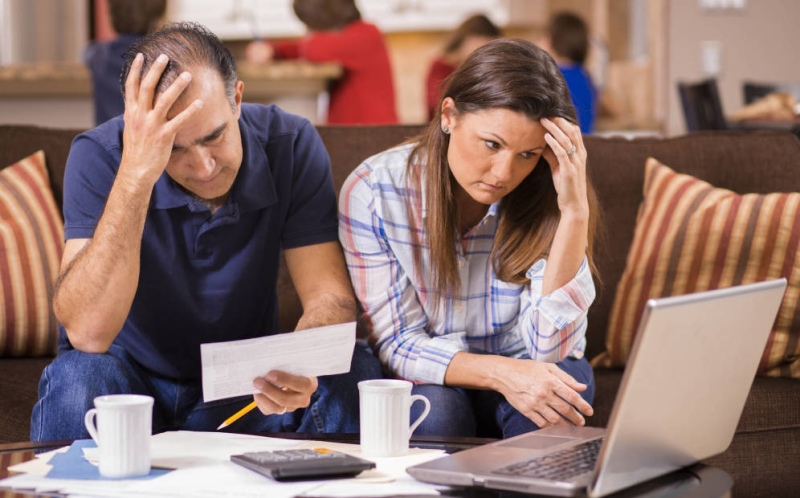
[677,78,728,131]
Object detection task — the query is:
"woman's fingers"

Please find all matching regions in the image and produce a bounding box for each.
[500,358,594,429]
[545,117,582,147]
[541,117,583,162]
[552,369,594,417]
[548,393,586,426]
[528,410,550,428]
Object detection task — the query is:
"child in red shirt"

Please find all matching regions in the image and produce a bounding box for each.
[248,0,397,125]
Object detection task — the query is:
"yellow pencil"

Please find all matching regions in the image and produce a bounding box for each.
[217,400,257,430]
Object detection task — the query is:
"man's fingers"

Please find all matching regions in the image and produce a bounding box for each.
[253,392,289,415]
[153,71,193,115]
[138,54,169,105]
[253,378,294,408]
[164,99,204,135]
[252,371,318,412]
[124,53,144,104]
[265,371,318,394]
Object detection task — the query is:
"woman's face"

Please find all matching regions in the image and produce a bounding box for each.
[441,98,547,210]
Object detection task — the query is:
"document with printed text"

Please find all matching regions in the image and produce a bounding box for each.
[201,322,356,402]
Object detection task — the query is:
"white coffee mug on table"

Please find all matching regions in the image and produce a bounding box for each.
[84,394,154,478]
[358,379,431,457]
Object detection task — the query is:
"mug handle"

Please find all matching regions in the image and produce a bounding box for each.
[84,408,100,445]
[409,394,431,435]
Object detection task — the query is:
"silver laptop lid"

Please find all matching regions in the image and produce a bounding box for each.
[589,279,787,497]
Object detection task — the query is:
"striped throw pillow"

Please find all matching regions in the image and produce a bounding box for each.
[597,158,800,378]
[0,150,63,356]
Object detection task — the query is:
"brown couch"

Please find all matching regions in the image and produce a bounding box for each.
[1,124,798,496]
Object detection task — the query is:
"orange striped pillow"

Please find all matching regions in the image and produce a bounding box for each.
[597,158,800,378]
[0,150,64,356]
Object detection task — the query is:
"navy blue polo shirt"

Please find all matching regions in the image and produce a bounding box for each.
[60,104,339,379]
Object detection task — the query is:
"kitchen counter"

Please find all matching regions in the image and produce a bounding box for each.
[0,62,90,97]
[0,60,342,127]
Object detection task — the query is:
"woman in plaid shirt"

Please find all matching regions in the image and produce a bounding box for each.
[339,39,602,438]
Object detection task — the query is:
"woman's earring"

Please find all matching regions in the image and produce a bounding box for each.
[442,125,450,134]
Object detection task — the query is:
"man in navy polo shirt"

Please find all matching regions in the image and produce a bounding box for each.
[31,22,381,441]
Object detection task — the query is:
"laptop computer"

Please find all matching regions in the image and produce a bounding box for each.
[407,279,787,497]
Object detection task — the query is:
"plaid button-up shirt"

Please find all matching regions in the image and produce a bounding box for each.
[339,144,595,384]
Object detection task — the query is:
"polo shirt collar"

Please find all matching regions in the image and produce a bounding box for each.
[150,115,277,213]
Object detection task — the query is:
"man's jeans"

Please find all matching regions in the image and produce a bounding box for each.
[31,344,382,441]
[410,356,595,438]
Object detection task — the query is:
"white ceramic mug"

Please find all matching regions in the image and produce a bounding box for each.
[358,379,431,457]
[84,394,154,478]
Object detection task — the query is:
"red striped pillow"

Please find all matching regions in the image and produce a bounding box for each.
[597,158,800,378]
[0,150,63,356]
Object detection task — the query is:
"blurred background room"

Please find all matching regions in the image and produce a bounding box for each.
[0,0,798,137]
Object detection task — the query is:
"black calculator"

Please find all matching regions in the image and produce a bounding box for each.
[230,448,376,481]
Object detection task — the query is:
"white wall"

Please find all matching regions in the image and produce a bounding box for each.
[667,0,800,136]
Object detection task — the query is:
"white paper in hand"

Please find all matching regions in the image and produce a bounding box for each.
[201,322,356,402]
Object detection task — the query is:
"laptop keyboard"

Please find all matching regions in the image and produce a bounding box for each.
[493,438,603,482]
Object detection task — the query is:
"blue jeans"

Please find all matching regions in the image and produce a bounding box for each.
[31,344,382,441]
[410,356,594,439]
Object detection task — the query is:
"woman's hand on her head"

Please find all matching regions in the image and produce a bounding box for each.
[493,356,593,428]
[541,117,589,220]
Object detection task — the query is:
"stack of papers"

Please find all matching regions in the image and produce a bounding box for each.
[0,431,447,497]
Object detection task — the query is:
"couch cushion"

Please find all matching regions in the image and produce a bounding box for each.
[596,158,800,378]
[582,131,800,361]
[0,151,64,357]
[0,125,83,211]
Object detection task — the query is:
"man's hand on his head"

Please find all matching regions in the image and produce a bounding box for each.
[119,53,204,188]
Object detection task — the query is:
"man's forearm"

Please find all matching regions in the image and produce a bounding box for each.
[285,241,358,332]
[294,292,356,331]
[53,175,153,352]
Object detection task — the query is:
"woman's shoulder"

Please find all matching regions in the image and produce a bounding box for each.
[342,143,421,223]
[354,142,415,179]
[342,143,417,204]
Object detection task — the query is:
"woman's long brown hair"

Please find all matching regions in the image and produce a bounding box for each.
[406,38,601,303]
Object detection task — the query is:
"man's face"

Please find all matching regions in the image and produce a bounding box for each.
[165,66,244,203]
